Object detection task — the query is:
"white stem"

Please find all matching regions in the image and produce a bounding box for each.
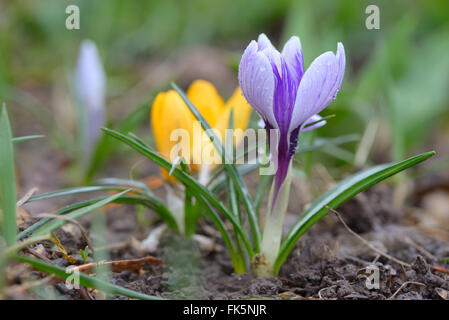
[140,224,167,253]
[198,163,212,186]
[260,163,292,269]
[165,184,185,233]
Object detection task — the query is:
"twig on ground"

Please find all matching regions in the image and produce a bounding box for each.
[325,206,411,268]
[405,236,437,260]
[388,281,425,300]
[318,286,337,300]
[431,265,449,276]
[27,247,51,263]
[16,187,38,207]
[77,286,94,300]
[72,256,163,275]
[372,254,381,264]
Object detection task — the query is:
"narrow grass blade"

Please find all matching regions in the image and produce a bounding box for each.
[18,198,104,240]
[171,82,261,251]
[297,134,359,153]
[274,151,435,274]
[210,163,260,194]
[12,135,45,144]
[20,194,178,240]
[195,193,245,273]
[226,175,247,272]
[253,174,272,216]
[32,189,131,237]
[97,177,155,197]
[15,255,162,300]
[26,186,131,203]
[0,105,17,246]
[111,195,178,230]
[183,186,194,237]
[93,180,176,227]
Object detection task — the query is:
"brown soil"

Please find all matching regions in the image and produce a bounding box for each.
[17,183,448,300]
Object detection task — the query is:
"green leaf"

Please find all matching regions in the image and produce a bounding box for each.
[27,185,175,226]
[21,191,179,239]
[26,186,131,203]
[97,177,155,197]
[194,192,246,273]
[253,174,272,216]
[80,246,89,264]
[95,179,177,224]
[113,195,178,230]
[210,163,260,194]
[171,82,261,251]
[298,134,359,153]
[274,151,435,274]
[12,135,45,144]
[31,189,131,237]
[0,105,17,246]
[15,255,161,300]
[18,198,105,240]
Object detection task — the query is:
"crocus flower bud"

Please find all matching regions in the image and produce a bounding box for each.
[75,40,106,164]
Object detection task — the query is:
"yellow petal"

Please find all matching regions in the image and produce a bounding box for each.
[187,80,225,128]
[215,87,252,145]
[227,87,252,133]
[187,80,228,167]
[151,90,195,182]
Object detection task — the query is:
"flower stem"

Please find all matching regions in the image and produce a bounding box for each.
[166,185,185,234]
[252,163,292,276]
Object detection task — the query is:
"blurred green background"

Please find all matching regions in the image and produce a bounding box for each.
[1,0,449,184]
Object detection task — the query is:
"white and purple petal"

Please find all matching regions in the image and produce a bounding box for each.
[238,40,278,129]
[289,43,345,133]
[281,36,304,86]
[257,33,275,51]
[76,40,106,113]
[239,35,346,206]
[75,40,106,162]
[301,114,326,132]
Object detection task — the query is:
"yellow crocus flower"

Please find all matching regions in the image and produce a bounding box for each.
[151,80,252,182]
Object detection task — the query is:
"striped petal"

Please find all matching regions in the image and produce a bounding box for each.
[290,43,345,133]
[281,36,304,86]
[301,114,326,132]
[257,33,275,51]
[238,40,277,129]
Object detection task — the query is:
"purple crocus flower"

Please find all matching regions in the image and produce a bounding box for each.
[239,34,345,202]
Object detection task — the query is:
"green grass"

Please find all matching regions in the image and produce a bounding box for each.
[0,105,17,246]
